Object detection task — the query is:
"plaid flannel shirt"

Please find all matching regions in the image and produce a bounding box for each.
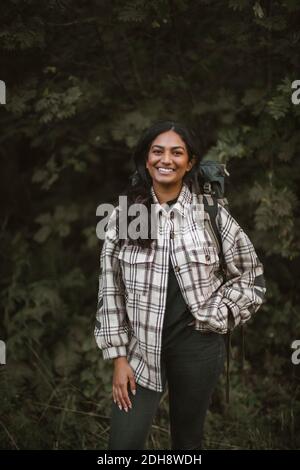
[94,182,266,392]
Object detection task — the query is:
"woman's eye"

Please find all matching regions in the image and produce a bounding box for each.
[153,150,182,156]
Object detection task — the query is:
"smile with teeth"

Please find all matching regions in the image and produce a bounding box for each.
[156,167,176,174]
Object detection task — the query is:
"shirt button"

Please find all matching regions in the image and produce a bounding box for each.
[170,231,175,239]
[170,211,174,219]
[205,254,210,261]
[174,265,180,272]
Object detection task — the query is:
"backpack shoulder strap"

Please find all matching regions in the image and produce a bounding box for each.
[200,192,232,405]
[201,193,227,278]
[202,193,222,254]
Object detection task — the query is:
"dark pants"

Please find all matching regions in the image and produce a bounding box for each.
[107,327,226,450]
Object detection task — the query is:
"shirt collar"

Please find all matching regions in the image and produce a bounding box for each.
[150,182,193,218]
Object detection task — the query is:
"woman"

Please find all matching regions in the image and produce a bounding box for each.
[94,120,266,450]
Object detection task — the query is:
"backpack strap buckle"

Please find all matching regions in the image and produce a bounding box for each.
[203,182,212,194]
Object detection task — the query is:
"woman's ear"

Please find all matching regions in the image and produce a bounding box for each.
[187,155,197,171]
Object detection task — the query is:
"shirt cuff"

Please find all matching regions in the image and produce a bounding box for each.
[222,298,241,328]
[102,345,128,360]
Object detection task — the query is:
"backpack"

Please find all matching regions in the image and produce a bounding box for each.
[188,159,229,268]
[188,160,244,405]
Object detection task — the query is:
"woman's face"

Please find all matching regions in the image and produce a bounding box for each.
[145,130,195,189]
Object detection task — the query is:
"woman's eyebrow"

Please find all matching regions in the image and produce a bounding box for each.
[151,145,185,150]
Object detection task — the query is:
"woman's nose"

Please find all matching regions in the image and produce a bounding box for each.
[160,152,172,164]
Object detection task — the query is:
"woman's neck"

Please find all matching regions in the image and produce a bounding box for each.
[152,182,183,205]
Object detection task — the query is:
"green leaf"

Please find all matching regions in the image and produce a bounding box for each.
[33,225,52,243]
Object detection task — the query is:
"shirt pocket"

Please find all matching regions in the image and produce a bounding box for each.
[186,245,220,299]
[118,245,155,296]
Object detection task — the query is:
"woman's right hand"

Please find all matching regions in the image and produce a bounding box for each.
[112,357,136,412]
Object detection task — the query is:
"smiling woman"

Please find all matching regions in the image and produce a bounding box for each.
[94,119,266,450]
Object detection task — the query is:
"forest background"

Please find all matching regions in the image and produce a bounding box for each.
[0,0,300,449]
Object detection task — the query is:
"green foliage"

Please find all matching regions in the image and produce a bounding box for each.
[204,128,247,162]
[249,178,298,258]
[0,16,45,50]
[267,78,294,120]
[117,0,149,23]
[34,205,79,242]
[1,0,300,450]
[35,85,83,124]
